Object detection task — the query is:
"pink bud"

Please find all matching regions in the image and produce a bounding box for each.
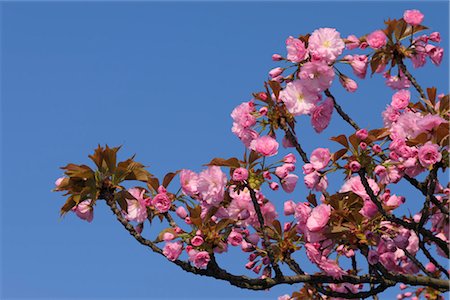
[191,235,204,247]
[356,129,368,140]
[269,67,284,78]
[349,161,361,172]
[55,177,65,187]
[257,92,267,101]
[184,217,192,225]
[399,284,408,290]
[429,32,441,43]
[269,182,279,191]
[272,54,283,61]
[135,223,143,234]
[284,222,291,231]
[340,76,358,92]
[263,171,272,180]
[245,261,256,269]
[259,107,268,116]
[360,142,367,150]
[176,206,188,219]
[163,232,175,241]
[425,262,436,273]
[372,144,382,153]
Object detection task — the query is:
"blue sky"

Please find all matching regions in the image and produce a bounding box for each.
[1,2,448,299]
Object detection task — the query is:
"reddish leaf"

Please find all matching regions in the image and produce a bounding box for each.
[330,134,349,148]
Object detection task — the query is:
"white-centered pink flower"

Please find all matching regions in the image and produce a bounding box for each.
[308,28,345,62]
[280,80,320,116]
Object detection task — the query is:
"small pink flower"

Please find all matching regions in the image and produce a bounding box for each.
[304,171,320,189]
[283,153,296,164]
[310,148,331,170]
[356,128,368,140]
[286,36,308,63]
[180,169,199,197]
[391,90,410,110]
[125,188,150,223]
[190,250,211,268]
[281,174,299,193]
[372,144,382,153]
[427,45,444,66]
[425,262,436,273]
[176,206,188,219]
[191,235,204,247]
[367,30,387,49]
[403,9,424,26]
[359,200,378,218]
[233,168,249,181]
[302,163,315,174]
[344,54,368,79]
[152,193,171,213]
[284,200,296,215]
[227,230,243,246]
[163,241,183,261]
[74,199,94,222]
[418,142,442,168]
[269,182,279,191]
[311,97,333,133]
[306,204,331,232]
[250,135,279,157]
[429,32,441,43]
[360,142,367,150]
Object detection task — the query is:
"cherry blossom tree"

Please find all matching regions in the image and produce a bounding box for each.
[54,9,449,299]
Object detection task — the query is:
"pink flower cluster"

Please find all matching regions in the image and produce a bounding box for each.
[410,33,444,68]
[302,148,330,192]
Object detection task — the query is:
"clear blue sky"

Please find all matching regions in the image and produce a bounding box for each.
[1,2,448,299]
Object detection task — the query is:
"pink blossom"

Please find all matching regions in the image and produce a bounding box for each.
[427,45,444,66]
[426,262,436,273]
[162,232,175,241]
[163,242,183,261]
[403,9,424,26]
[306,204,331,232]
[366,30,387,49]
[298,60,335,93]
[295,202,312,225]
[231,101,256,128]
[302,163,315,174]
[286,36,308,63]
[319,258,347,279]
[391,90,410,110]
[310,148,331,170]
[384,194,405,209]
[189,250,210,268]
[262,202,278,225]
[284,200,296,215]
[176,206,188,219]
[180,169,199,197]
[152,192,171,213]
[346,34,360,50]
[125,188,150,223]
[232,124,259,147]
[416,114,446,133]
[385,71,411,90]
[232,168,248,181]
[418,142,442,168]
[191,236,204,247]
[429,32,441,42]
[275,164,290,179]
[197,166,227,206]
[281,174,298,193]
[227,230,243,246]
[340,176,380,200]
[311,97,334,133]
[74,199,94,222]
[356,129,368,140]
[308,28,345,62]
[339,76,358,92]
[359,200,378,218]
[389,111,422,140]
[280,80,320,116]
[372,144,382,153]
[304,171,320,190]
[250,135,279,157]
[283,153,296,164]
[382,105,401,126]
[344,54,368,79]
